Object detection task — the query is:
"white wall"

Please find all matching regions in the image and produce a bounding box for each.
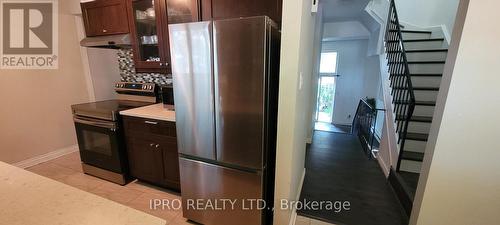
[73,7,121,102]
[274,0,318,224]
[306,7,325,143]
[411,1,500,224]
[322,40,381,125]
[322,21,371,41]
[85,48,121,101]
[0,0,90,163]
[366,0,390,22]
[395,0,460,41]
[69,0,82,14]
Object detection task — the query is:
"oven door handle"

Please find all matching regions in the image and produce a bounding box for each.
[74,117,117,131]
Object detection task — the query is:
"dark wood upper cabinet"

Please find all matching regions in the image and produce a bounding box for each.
[81,0,130,37]
[127,0,171,73]
[203,0,282,25]
[166,0,200,24]
[82,0,282,73]
[127,0,201,73]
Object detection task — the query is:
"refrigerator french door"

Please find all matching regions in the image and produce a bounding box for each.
[170,16,280,225]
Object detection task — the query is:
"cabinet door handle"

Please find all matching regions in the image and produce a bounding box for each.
[145,121,158,125]
[155,144,160,148]
[150,143,155,147]
[102,29,107,33]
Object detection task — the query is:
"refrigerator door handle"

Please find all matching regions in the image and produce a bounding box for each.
[179,155,262,175]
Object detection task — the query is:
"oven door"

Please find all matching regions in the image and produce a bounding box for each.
[74,116,124,173]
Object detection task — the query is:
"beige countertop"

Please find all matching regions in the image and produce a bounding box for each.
[120,103,176,122]
[0,161,166,225]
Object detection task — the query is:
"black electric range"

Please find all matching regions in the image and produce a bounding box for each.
[71,82,157,185]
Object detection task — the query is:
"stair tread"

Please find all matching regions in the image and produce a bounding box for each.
[392,86,440,91]
[388,29,432,34]
[387,49,448,53]
[404,38,445,42]
[410,73,443,77]
[405,49,448,53]
[391,73,443,77]
[389,61,446,64]
[408,61,446,64]
[395,100,436,106]
[398,171,420,198]
[405,132,429,141]
[387,38,444,43]
[401,30,432,34]
[396,115,433,123]
[388,170,415,214]
[402,151,425,161]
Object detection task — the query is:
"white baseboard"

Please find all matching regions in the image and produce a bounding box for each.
[376,153,390,177]
[13,145,79,169]
[289,168,306,225]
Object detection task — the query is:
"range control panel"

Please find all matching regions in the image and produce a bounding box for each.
[115,82,156,92]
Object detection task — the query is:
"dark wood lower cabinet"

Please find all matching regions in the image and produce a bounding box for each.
[159,137,180,188]
[123,116,180,191]
[127,135,164,183]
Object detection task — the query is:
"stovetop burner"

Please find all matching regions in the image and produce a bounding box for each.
[72,100,154,121]
[71,82,158,121]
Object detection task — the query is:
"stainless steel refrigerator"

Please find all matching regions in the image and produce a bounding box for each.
[169,16,280,225]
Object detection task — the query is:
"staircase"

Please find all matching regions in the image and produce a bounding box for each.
[384,0,448,216]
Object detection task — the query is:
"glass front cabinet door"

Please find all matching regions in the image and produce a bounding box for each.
[129,0,171,73]
[128,0,200,73]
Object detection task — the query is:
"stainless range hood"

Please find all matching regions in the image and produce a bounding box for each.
[80,34,131,49]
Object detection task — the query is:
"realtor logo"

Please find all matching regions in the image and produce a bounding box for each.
[0,0,58,69]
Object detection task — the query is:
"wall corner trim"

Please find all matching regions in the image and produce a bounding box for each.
[288,168,307,225]
[13,145,79,169]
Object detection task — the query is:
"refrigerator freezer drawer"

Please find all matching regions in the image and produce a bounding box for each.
[179,157,264,225]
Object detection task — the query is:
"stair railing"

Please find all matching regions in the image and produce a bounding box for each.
[385,0,416,171]
[352,99,383,158]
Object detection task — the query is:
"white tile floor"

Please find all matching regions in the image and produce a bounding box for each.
[295,215,337,225]
[26,152,192,225]
[27,152,337,225]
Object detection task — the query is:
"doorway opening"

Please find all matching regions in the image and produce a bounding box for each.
[316,76,336,123]
[314,52,349,133]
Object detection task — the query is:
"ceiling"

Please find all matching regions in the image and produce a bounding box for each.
[321,0,372,22]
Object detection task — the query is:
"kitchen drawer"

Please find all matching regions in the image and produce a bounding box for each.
[123,116,176,137]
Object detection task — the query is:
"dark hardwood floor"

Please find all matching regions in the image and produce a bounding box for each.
[297,131,408,225]
[315,122,352,134]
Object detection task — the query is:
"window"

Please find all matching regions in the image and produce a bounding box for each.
[319,52,338,75]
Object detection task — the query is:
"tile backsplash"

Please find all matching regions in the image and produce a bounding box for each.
[117,49,172,85]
